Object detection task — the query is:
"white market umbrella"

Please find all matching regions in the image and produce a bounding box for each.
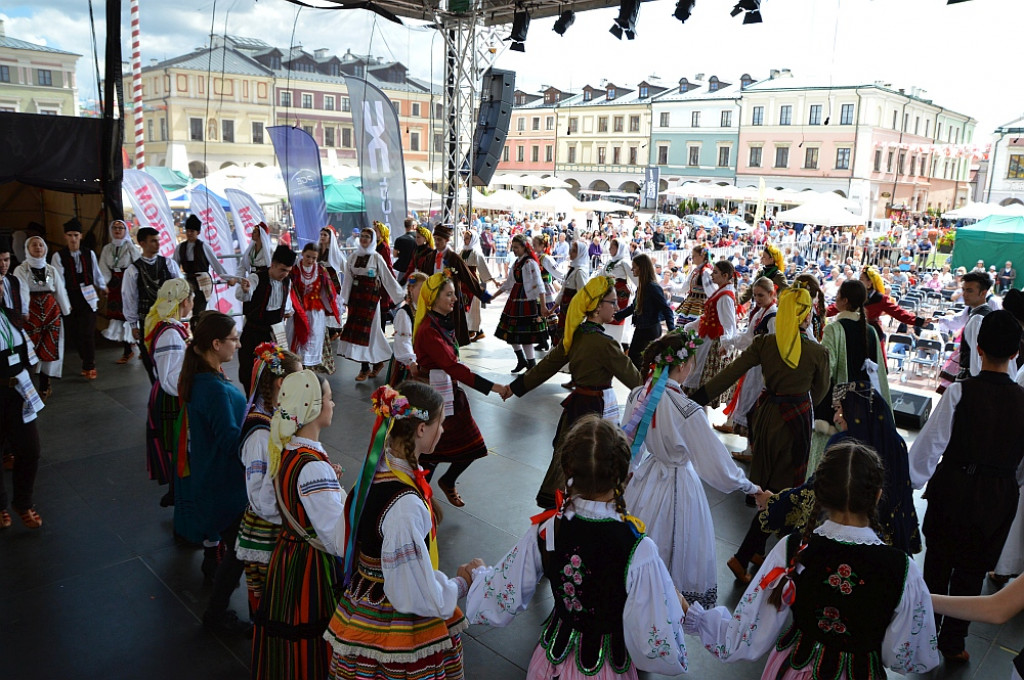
[775,194,864,227]
[527,188,585,213]
[475,189,527,211]
[583,199,634,213]
[534,175,571,189]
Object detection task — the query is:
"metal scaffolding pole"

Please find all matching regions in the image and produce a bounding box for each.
[439,13,477,228]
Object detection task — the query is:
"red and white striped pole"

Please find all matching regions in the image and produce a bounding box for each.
[130,0,145,170]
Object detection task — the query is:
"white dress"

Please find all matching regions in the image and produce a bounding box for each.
[597,255,636,344]
[465,497,688,677]
[730,303,777,427]
[99,240,141,342]
[14,262,71,378]
[338,250,404,364]
[622,380,756,608]
[682,283,738,391]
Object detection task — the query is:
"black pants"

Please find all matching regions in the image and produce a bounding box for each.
[136,322,157,384]
[0,388,41,512]
[923,534,986,654]
[627,324,662,371]
[192,288,209,316]
[735,512,769,566]
[206,514,246,616]
[64,303,96,371]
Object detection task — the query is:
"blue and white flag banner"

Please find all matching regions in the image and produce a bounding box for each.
[268,125,328,245]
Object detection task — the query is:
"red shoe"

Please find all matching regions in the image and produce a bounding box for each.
[727,556,752,584]
[18,507,42,529]
[116,352,134,365]
[84,369,98,380]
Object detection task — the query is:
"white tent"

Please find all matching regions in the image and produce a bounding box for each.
[775,194,865,227]
[474,189,527,211]
[406,180,445,212]
[582,199,633,214]
[533,175,570,189]
[527,188,585,213]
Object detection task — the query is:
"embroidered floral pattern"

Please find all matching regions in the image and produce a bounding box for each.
[559,553,589,613]
[816,606,850,635]
[646,625,672,660]
[824,563,861,595]
[481,546,519,614]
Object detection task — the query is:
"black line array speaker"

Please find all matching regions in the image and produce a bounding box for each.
[472,68,515,187]
[889,389,932,430]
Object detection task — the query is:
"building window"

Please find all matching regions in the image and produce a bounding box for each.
[545,145,553,162]
[925,120,930,137]
[324,95,335,111]
[37,69,52,86]
[779,105,792,125]
[412,102,421,117]
[189,117,203,141]
[688,146,700,167]
[502,146,510,163]
[774,146,789,168]
[324,127,335,147]
[897,151,906,175]
[147,119,153,142]
[531,146,539,162]
[629,147,638,165]
[937,122,943,140]
[569,118,578,133]
[433,133,442,153]
[252,122,264,144]
[909,156,916,176]
[597,147,606,164]
[808,104,822,125]
[892,111,898,130]
[607,87,616,100]
[0,66,9,82]
[887,151,894,172]
[873,149,882,172]
[841,103,855,125]
[583,90,593,102]
[281,91,292,107]
[342,97,351,112]
[659,112,670,127]
[517,146,525,162]
[657,145,669,165]
[160,118,167,141]
[302,125,314,137]
[904,112,910,132]
[691,111,700,127]
[752,106,764,126]
[834,147,851,170]
[717,146,730,167]
[639,85,648,98]
[749,146,762,167]
[532,117,540,131]
[804,147,819,169]
[517,118,525,132]
[613,116,624,132]
[342,127,352,148]
[410,132,420,151]
[435,103,443,120]
[222,119,234,143]
[612,147,621,165]
[567,147,576,163]
[546,116,554,130]
[721,110,732,127]
[598,117,608,133]
[914,116,920,135]
[629,116,640,132]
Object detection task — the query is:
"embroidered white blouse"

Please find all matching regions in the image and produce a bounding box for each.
[498,255,545,301]
[240,404,280,525]
[391,302,416,367]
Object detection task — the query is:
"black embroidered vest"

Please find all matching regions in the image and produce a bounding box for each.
[243,269,290,330]
[177,240,210,278]
[134,256,172,316]
[57,247,94,294]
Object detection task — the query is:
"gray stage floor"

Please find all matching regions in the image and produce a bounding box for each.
[1,308,1020,679]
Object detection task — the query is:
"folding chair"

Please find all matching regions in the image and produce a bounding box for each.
[907,338,943,384]
[886,333,915,376]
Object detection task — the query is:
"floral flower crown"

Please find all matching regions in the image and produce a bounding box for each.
[654,328,704,368]
[254,342,288,376]
[371,385,430,421]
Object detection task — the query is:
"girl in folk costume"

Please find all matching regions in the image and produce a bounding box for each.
[406,225,435,278]
[739,243,788,305]
[676,244,715,322]
[99,219,141,363]
[532,233,564,352]
[373,221,397,323]
[236,344,301,613]
[253,371,349,680]
[597,237,636,345]
[622,330,760,610]
[794,273,827,342]
[326,382,483,680]
[551,239,590,345]
[614,254,676,371]
[494,234,549,374]
[14,236,71,401]
[318,226,347,342]
[413,273,508,507]
[683,260,739,408]
[682,442,940,679]
[143,279,193,513]
[691,285,830,584]
[237,222,275,279]
[508,277,642,509]
[849,265,929,351]
[466,415,689,679]
[459,229,493,342]
[291,243,342,374]
[338,228,405,382]
[386,272,427,388]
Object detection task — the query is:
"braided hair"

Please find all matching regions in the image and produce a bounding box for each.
[837,279,873,362]
[386,380,445,472]
[558,414,632,519]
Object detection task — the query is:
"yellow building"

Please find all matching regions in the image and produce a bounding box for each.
[0,20,80,116]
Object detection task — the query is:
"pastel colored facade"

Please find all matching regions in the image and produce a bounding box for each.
[984,116,1024,206]
[0,20,80,117]
[499,88,560,175]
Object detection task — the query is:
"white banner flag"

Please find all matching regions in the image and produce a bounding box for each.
[122,169,176,258]
[224,188,266,250]
[188,187,242,319]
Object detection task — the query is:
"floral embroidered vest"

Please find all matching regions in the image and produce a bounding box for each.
[539,515,643,675]
[778,532,908,680]
[697,288,735,340]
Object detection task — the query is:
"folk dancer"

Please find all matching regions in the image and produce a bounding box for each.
[14,236,71,401]
[122,227,183,382]
[51,217,106,380]
[173,214,236,315]
[98,219,141,363]
[236,245,297,394]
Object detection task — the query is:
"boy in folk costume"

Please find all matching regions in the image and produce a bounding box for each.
[236,245,297,393]
[173,214,236,316]
[122,227,183,383]
[51,217,106,380]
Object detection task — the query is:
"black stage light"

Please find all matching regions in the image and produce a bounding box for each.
[731,0,761,23]
[610,0,640,40]
[510,9,530,51]
[553,10,576,35]
[947,0,972,4]
[673,0,696,24]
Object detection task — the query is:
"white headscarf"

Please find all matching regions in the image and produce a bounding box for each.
[108,219,130,247]
[608,237,628,264]
[245,223,274,269]
[354,229,377,258]
[320,226,346,272]
[461,229,481,254]
[268,370,324,477]
[570,239,590,269]
[24,236,48,269]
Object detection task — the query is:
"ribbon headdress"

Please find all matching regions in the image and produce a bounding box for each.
[246,342,291,412]
[776,283,813,369]
[562,276,614,352]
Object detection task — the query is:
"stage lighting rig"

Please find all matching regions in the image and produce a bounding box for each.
[731,0,762,24]
[509,8,531,51]
[610,0,640,40]
[553,10,576,35]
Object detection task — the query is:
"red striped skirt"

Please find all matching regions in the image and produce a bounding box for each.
[27,292,62,362]
[339,276,381,348]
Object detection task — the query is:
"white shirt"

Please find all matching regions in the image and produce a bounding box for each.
[288,437,347,557]
[236,273,294,316]
[152,319,187,397]
[173,239,231,279]
[240,407,280,525]
[122,256,184,325]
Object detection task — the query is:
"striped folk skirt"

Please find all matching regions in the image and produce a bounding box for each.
[339,277,382,348]
[417,385,488,467]
[494,282,547,345]
[237,507,282,613]
[146,381,180,486]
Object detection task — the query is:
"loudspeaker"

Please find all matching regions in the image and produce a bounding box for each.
[472,68,515,187]
[889,389,932,430]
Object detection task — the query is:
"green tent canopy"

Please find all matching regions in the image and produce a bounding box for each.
[951,215,1024,286]
[146,166,193,191]
[323,175,364,214]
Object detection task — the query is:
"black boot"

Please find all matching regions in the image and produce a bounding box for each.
[535,337,549,352]
[510,350,528,373]
[526,358,537,369]
[201,543,224,582]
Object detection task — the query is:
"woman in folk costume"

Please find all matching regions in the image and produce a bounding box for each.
[508,276,642,509]
[143,279,193,513]
[338,228,405,382]
[407,225,435,277]
[847,265,928,352]
[622,330,760,609]
[682,442,939,679]
[676,244,715,322]
[237,222,275,278]
[682,260,739,408]
[739,242,788,305]
[253,370,349,680]
[291,243,342,374]
[808,280,891,476]
[794,273,827,342]
[14,235,71,401]
[99,219,141,363]
[373,221,397,323]
[494,234,549,373]
[236,343,301,613]
[459,229,493,342]
[532,233,564,352]
[596,236,636,345]
[691,284,830,584]
[413,273,507,507]
[326,382,482,680]
[466,415,689,679]
[551,239,590,345]
[386,272,427,388]
[318,225,347,342]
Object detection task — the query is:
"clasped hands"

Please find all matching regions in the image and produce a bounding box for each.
[456,558,486,585]
[490,383,513,401]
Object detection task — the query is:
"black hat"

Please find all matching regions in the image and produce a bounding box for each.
[63,217,83,234]
[978,310,1022,361]
[1003,289,1024,325]
[26,221,45,235]
[185,215,202,232]
[272,244,297,267]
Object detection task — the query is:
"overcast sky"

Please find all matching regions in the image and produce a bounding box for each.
[3,0,1019,138]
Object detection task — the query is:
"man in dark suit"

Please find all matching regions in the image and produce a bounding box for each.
[392,218,418,285]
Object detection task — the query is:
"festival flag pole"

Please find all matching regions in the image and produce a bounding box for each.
[130,0,145,170]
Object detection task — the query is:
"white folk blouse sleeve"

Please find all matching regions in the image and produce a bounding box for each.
[623,536,689,674]
[908,383,960,489]
[392,306,416,366]
[466,523,545,627]
[121,265,139,323]
[236,273,259,303]
[468,250,493,284]
[701,267,716,297]
[717,288,738,348]
[376,253,406,306]
[241,429,280,524]
[683,536,793,662]
[152,324,186,396]
[522,258,544,300]
[380,493,465,620]
[201,241,231,279]
[340,259,355,306]
[296,460,347,557]
[962,314,984,378]
[497,269,516,294]
[540,255,564,283]
[51,267,72,316]
[668,395,757,495]
[91,251,107,291]
[881,557,941,674]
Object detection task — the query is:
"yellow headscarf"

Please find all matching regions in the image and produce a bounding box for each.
[143,278,192,347]
[776,285,813,369]
[765,243,785,270]
[373,220,390,243]
[413,271,453,340]
[269,370,324,477]
[416,226,435,250]
[563,276,614,352]
[864,265,886,295]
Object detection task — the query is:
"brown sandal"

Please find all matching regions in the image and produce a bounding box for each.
[367,362,385,379]
[727,556,752,584]
[438,482,465,508]
[18,507,42,529]
[355,370,370,382]
[0,511,11,529]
